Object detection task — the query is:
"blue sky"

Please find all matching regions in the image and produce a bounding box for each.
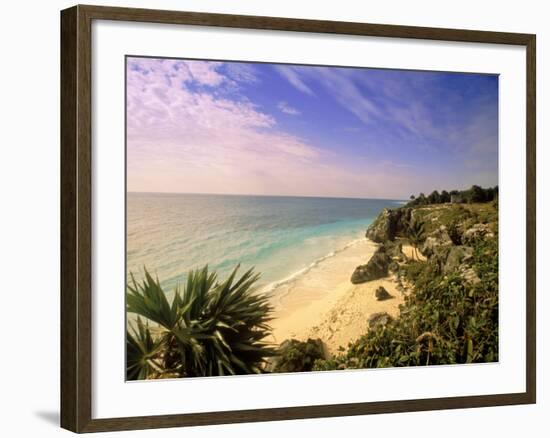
[127,57,498,199]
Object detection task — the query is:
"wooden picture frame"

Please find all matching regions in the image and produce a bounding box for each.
[61,4,536,433]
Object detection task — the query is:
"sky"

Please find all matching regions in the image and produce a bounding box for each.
[126,56,498,200]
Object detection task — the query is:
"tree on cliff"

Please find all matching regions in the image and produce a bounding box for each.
[468,185,486,203]
[407,219,426,260]
[427,190,441,204]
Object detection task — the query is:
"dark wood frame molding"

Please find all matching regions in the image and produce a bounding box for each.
[60,4,536,433]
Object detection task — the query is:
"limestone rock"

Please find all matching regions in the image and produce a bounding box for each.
[365,208,411,243]
[421,225,453,258]
[459,265,481,284]
[375,286,393,301]
[444,245,474,274]
[432,245,474,274]
[267,338,325,373]
[462,224,495,244]
[368,312,392,329]
[351,246,391,284]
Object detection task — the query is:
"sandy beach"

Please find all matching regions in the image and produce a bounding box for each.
[269,238,405,356]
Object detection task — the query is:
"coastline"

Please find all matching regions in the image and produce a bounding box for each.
[268,238,404,356]
[124,194,499,378]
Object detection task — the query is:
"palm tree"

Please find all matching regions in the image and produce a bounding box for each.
[126,265,276,380]
[407,219,426,260]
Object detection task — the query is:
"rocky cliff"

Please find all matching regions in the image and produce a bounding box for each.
[359,201,497,286]
[365,207,412,243]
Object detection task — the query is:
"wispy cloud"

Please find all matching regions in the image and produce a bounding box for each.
[274,65,315,96]
[277,101,301,116]
[276,64,497,165]
[127,57,498,198]
[127,58,327,195]
[223,62,260,84]
[313,68,381,123]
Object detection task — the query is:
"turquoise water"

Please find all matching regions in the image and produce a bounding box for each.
[127,193,402,292]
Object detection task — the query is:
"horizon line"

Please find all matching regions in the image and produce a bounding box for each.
[126,190,408,202]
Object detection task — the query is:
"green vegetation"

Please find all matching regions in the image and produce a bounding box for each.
[407,185,498,208]
[408,202,498,236]
[406,218,426,260]
[126,265,276,380]
[314,236,498,370]
[269,338,325,373]
[126,187,499,378]
[314,198,499,370]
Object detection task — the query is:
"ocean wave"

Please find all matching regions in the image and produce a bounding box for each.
[260,237,366,299]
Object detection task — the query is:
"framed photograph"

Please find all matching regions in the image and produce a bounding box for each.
[60,5,536,433]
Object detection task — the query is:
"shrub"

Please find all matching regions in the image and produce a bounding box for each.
[314,236,499,370]
[270,338,325,373]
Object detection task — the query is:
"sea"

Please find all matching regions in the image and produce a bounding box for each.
[126,193,403,294]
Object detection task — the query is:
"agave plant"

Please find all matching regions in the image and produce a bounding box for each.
[126,317,164,380]
[126,265,276,380]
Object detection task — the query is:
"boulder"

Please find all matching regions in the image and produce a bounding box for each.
[368,312,392,329]
[267,338,325,373]
[444,245,473,274]
[462,224,495,244]
[432,245,474,274]
[375,286,393,301]
[421,225,453,258]
[351,246,391,284]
